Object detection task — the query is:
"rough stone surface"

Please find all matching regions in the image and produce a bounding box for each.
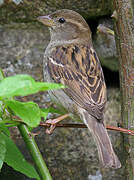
[0,23,48,80]
[93,18,118,71]
[0,0,113,24]
[0,20,118,75]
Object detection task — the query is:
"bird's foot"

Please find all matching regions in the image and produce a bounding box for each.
[45,114,69,134]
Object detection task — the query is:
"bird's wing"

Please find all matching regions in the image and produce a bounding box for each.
[47,45,106,119]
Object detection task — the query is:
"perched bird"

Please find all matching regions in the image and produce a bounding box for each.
[37,9,121,168]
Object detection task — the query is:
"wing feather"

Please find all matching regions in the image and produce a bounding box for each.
[47,45,106,119]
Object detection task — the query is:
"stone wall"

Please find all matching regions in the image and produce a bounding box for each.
[0,1,126,179]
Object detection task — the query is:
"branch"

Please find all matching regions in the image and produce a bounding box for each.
[13,114,134,136]
[40,122,134,136]
[113,0,134,177]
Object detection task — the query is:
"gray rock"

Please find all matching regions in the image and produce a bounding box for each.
[88,170,102,180]
[0,0,113,24]
[93,18,118,71]
[0,23,49,80]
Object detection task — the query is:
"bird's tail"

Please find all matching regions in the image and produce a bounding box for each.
[81,110,121,169]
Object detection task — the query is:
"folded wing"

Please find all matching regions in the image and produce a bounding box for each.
[47,45,107,120]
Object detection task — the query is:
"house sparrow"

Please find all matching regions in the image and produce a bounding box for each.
[37,9,121,169]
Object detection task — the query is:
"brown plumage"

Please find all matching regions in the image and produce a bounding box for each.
[38,9,121,168]
[48,45,106,119]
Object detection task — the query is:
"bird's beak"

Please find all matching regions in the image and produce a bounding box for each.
[37,15,54,27]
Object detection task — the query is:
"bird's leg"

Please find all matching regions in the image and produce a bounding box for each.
[45,114,69,134]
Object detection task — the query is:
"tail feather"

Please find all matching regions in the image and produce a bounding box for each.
[80,109,121,169]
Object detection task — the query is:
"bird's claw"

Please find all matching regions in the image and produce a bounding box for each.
[46,124,56,134]
[45,114,70,134]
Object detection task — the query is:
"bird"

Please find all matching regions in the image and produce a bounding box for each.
[37,9,121,169]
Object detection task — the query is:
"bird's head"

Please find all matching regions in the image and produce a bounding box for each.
[37,9,92,44]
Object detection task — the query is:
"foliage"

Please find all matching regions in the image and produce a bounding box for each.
[0,72,64,179]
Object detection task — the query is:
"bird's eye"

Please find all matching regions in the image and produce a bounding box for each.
[58,17,65,23]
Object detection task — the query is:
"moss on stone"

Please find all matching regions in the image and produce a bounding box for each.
[0,0,112,24]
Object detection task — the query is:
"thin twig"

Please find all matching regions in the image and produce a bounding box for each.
[106,125,134,136]
[12,115,134,136]
[40,122,134,136]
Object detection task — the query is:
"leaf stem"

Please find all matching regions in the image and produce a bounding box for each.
[18,124,52,180]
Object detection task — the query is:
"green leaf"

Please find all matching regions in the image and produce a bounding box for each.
[0,74,64,98]
[45,107,63,114]
[41,107,63,120]
[41,109,49,120]
[0,69,4,81]
[5,100,41,127]
[0,102,2,118]
[0,134,6,169]
[1,133,40,179]
[0,124,10,136]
